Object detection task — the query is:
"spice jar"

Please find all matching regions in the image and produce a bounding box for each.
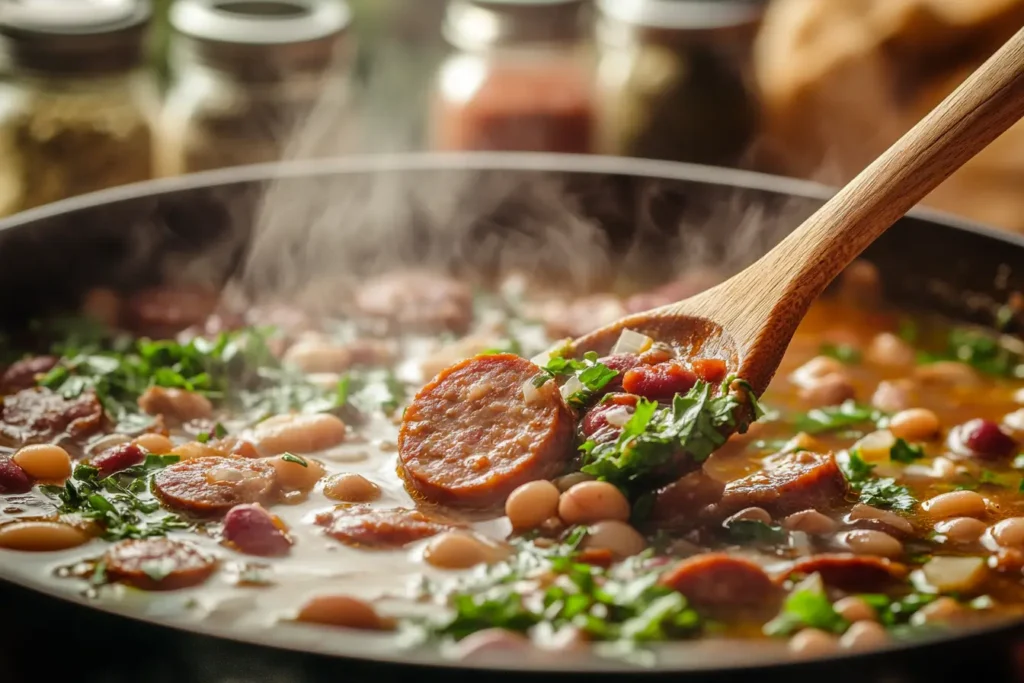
[0,0,156,217]
[431,0,596,153]
[158,0,354,176]
[594,0,763,166]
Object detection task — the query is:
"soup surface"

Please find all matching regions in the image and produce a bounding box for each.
[1,263,1023,667]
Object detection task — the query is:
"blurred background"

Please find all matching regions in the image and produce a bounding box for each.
[0,0,1021,231]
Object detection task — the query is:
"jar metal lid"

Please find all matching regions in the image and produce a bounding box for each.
[596,0,763,30]
[443,0,588,51]
[0,0,151,75]
[170,0,351,45]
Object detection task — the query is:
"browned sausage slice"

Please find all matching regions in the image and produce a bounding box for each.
[104,538,217,591]
[398,354,574,509]
[1,388,106,445]
[0,356,58,394]
[315,506,453,549]
[354,272,474,335]
[716,451,848,517]
[650,470,726,527]
[780,553,908,591]
[152,457,277,516]
[660,553,780,607]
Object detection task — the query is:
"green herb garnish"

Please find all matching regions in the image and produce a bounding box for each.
[890,438,924,464]
[794,401,885,435]
[281,453,308,467]
[841,452,917,512]
[533,351,619,409]
[764,588,848,637]
[819,343,862,364]
[724,519,787,545]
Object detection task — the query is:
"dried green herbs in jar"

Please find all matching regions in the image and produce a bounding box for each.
[0,0,156,216]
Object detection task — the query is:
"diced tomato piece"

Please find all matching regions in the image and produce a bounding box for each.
[690,358,727,384]
[622,362,697,400]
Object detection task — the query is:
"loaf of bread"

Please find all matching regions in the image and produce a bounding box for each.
[754,0,1024,232]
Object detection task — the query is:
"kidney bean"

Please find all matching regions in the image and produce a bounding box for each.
[222,503,292,557]
[0,456,31,493]
[622,362,697,400]
[950,419,1017,460]
[92,443,147,477]
[580,393,638,438]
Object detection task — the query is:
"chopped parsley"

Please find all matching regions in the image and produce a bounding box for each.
[425,535,701,650]
[858,592,937,627]
[913,325,1024,378]
[578,379,761,494]
[281,453,308,467]
[890,438,924,464]
[794,401,885,435]
[764,587,848,637]
[40,455,189,541]
[196,422,229,444]
[533,351,619,409]
[819,343,862,364]
[841,452,917,512]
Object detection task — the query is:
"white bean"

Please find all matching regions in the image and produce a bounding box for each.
[922,490,987,519]
[799,373,855,407]
[283,341,352,374]
[552,472,595,492]
[791,356,845,385]
[323,473,381,503]
[12,444,72,481]
[866,333,915,367]
[837,529,903,558]
[505,480,560,530]
[558,481,630,525]
[988,517,1024,549]
[848,503,914,534]
[251,413,346,455]
[888,409,941,441]
[914,361,981,387]
[934,517,986,544]
[296,595,388,630]
[782,509,838,535]
[423,531,506,570]
[268,455,326,492]
[839,621,888,650]
[871,380,916,413]
[0,521,89,551]
[788,628,839,657]
[581,520,646,558]
[133,433,175,454]
[456,629,529,660]
[910,597,963,626]
[833,596,876,623]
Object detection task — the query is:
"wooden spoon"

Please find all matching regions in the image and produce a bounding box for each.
[572,27,1024,397]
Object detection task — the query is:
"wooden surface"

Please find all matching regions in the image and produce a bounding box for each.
[576,27,1024,395]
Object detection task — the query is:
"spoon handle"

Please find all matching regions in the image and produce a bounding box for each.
[744,26,1024,315]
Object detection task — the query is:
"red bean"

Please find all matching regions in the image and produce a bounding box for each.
[0,456,31,493]
[580,393,638,438]
[222,503,292,557]
[622,362,697,400]
[951,419,1017,460]
[92,443,147,476]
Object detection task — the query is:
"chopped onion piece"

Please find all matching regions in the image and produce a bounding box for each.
[853,429,896,464]
[530,338,573,368]
[604,406,633,428]
[560,375,584,402]
[522,379,545,406]
[610,328,653,356]
[791,571,825,595]
[917,556,987,593]
[208,467,244,483]
[788,531,813,556]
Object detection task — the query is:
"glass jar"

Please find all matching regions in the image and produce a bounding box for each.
[594,0,763,166]
[0,0,156,217]
[431,0,596,153]
[158,0,354,176]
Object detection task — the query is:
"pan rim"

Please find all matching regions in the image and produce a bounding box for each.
[0,151,1022,674]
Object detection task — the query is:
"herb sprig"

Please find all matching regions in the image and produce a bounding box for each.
[841,452,917,512]
[533,351,619,409]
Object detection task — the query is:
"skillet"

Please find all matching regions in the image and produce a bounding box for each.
[0,153,1021,683]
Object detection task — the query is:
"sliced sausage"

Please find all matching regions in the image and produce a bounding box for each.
[353,271,474,335]
[0,356,58,394]
[779,554,908,591]
[0,456,31,493]
[1,388,106,446]
[660,553,780,607]
[622,362,698,401]
[152,456,277,516]
[315,506,453,549]
[398,354,574,509]
[124,286,221,338]
[104,537,217,591]
[92,443,146,477]
[716,451,848,517]
[650,470,726,526]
